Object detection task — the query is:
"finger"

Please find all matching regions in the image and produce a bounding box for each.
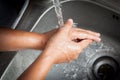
[63,19,73,29]
[74,28,100,37]
[77,39,93,52]
[84,30,100,37]
[72,31,101,42]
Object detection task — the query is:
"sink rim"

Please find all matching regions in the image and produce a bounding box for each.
[11,0,30,29]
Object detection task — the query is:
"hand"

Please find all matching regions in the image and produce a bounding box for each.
[42,19,101,64]
[41,29,58,50]
[17,19,101,80]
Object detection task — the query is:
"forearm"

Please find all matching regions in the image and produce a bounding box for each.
[0,28,45,51]
[17,51,54,80]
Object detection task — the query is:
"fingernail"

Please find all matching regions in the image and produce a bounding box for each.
[96,33,101,37]
[68,19,73,23]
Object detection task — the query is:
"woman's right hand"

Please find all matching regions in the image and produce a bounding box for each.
[42,19,101,64]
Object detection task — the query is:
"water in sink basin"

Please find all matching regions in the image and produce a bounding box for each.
[2,1,120,80]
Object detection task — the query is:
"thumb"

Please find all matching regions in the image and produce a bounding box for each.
[63,19,73,30]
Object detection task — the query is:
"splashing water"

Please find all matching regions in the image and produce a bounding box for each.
[53,36,117,80]
[53,0,64,26]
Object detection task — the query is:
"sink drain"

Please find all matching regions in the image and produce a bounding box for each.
[87,53,120,80]
[93,56,119,80]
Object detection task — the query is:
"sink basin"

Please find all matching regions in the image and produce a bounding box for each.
[1,0,120,80]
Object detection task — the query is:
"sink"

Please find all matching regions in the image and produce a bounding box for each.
[1,0,120,80]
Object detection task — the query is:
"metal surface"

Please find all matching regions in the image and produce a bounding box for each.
[1,0,120,80]
[11,0,29,29]
[0,0,28,79]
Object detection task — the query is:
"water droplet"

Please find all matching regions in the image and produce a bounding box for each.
[72,73,77,79]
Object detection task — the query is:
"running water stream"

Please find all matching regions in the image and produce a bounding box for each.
[53,0,64,26]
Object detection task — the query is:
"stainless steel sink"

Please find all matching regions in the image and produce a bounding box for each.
[1,0,120,80]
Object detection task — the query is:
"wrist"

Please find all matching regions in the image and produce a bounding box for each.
[41,49,57,65]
